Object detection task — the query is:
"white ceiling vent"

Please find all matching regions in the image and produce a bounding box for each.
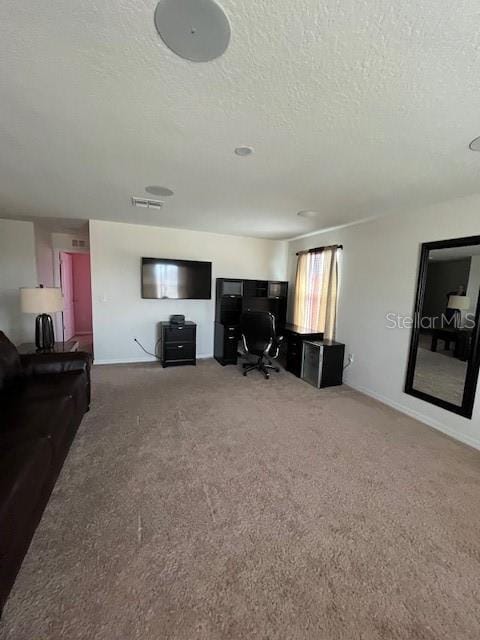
[131,197,164,210]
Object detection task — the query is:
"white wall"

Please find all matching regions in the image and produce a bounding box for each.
[466,255,480,317]
[0,219,37,344]
[288,194,480,450]
[34,223,54,287]
[90,220,288,363]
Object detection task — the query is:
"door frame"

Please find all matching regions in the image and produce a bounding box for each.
[54,248,92,342]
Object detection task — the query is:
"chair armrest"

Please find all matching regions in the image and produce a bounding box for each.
[268,335,284,359]
[20,352,92,377]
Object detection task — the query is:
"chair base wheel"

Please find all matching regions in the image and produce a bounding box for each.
[241,356,280,379]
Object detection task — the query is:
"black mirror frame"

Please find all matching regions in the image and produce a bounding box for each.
[405,235,480,419]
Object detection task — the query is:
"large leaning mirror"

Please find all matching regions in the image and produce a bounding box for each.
[405,235,480,418]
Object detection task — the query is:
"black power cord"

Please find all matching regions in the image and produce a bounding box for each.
[133,337,161,359]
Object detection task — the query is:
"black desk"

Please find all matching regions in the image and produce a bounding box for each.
[283,323,324,377]
[214,277,288,366]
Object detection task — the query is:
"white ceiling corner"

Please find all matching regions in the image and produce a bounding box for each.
[1,1,480,240]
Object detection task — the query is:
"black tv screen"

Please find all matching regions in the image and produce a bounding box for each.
[141,257,212,300]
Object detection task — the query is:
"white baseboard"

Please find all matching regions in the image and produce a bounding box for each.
[94,356,156,365]
[348,382,480,452]
[93,354,212,365]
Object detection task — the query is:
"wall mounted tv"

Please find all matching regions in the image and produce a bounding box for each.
[141,257,212,300]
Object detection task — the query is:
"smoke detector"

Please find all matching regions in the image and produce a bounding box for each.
[145,185,174,197]
[297,210,320,218]
[131,197,164,210]
[234,146,254,156]
[469,136,480,151]
[154,0,231,63]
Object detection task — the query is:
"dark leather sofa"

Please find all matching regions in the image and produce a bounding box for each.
[0,331,92,616]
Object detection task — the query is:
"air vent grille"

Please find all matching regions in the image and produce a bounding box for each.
[132,197,164,209]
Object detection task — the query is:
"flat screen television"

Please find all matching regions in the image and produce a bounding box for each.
[141,257,212,300]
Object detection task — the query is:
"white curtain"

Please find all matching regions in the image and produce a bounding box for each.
[293,246,339,340]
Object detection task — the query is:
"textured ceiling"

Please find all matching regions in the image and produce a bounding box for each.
[1,1,480,240]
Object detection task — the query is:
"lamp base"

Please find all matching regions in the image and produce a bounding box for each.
[35,314,55,351]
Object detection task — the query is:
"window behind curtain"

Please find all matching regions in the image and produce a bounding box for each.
[293,247,339,340]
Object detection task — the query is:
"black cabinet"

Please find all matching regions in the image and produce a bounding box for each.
[214,322,240,365]
[160,321,196,367]
[217,279,243,297]
[268,281,288,299]
[284,323,324,378]
[214,278,288,366]
[301,340,345,388]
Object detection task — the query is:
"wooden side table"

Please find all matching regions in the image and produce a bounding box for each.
[17,340,79,355]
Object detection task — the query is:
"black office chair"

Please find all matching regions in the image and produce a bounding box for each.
[240,311,283,379]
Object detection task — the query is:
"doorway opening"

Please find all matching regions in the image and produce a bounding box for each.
[58,252,93,354]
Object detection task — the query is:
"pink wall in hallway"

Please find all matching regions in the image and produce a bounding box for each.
[72,253,93,334]
[60,252,75,340]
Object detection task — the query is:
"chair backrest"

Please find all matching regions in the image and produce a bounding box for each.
[240,311,276,357]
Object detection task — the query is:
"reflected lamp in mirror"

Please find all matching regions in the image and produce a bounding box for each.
[447,295,471,310]
[448,295,471,328]
[405,235,480,419]
[20,286,63,352]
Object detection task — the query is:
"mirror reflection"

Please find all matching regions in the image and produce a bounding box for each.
[412,245,479,407]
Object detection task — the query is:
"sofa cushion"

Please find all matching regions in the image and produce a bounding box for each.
[0,332,23,394]
[0,437,53,608]
[10,370,88,417]
[1,395,76,464]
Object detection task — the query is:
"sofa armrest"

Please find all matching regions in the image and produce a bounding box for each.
[20,352,92,409]
[20,352,92,377]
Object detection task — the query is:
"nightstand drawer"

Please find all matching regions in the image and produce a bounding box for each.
[165,342,196,361]
[164,326,196,342]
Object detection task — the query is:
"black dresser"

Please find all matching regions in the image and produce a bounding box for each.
[214,278,288,366]
[159,321,196,367]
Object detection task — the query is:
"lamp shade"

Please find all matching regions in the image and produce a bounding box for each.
[447,295,471,311]
[20,287,63,314]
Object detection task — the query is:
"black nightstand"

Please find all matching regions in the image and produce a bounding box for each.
[159,321,196,367]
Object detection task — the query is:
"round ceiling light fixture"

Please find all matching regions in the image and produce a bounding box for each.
[154,0,231,63]
[145,185,174,197]
[469,136,480,151]
[297,210,320,218]
[234,146,254,157]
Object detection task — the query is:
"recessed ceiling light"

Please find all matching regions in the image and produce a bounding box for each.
[154,0,231,63]
[297,210,319,218]
[469,136,480,151]
[145,185,174,197]
[234,146,254,156]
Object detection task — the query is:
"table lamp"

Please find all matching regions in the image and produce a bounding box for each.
[20,286,64,351]
[448,294,471,328]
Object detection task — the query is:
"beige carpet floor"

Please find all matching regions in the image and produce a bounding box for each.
[2,360,480,639]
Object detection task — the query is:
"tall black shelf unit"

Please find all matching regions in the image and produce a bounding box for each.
[214,278,288,366]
